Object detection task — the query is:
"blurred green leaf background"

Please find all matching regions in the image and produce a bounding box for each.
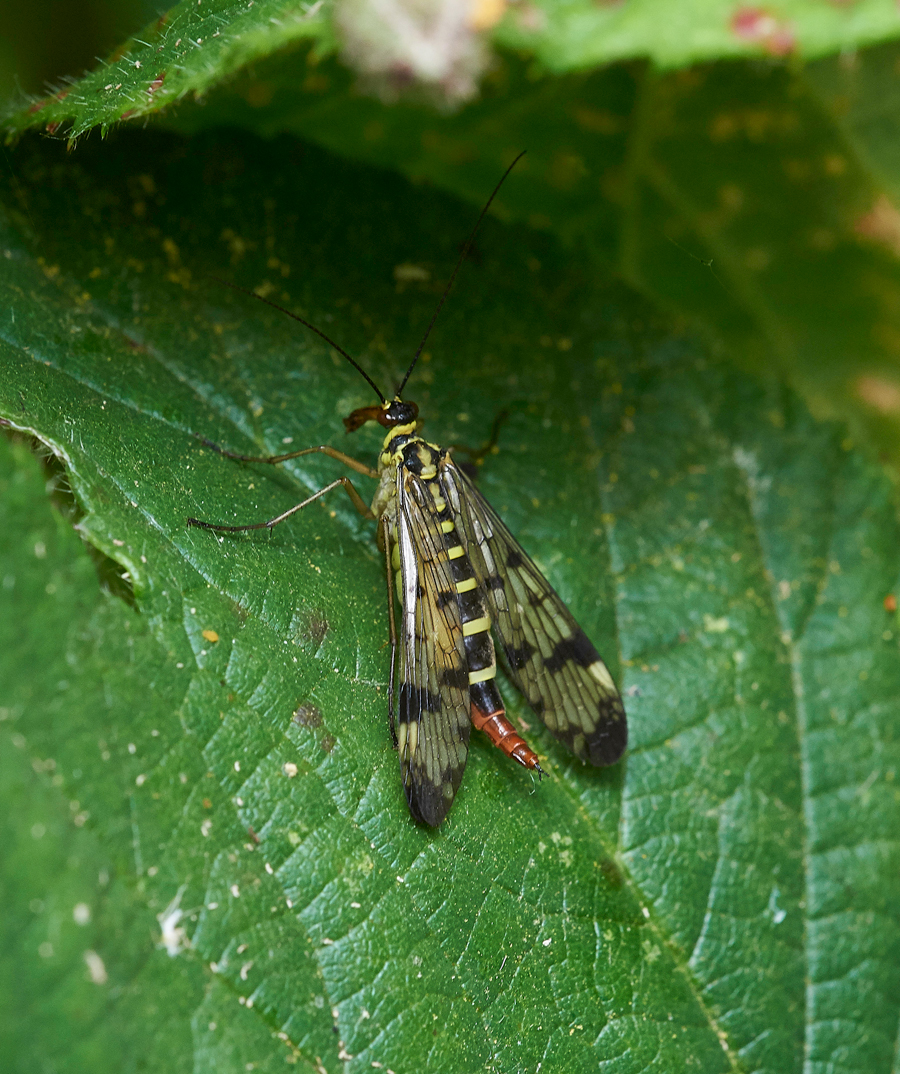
[0,0,161,101]
[2,2,899,1072]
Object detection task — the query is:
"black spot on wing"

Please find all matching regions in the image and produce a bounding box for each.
[586,695,628,766]
[435,589,456,610]
[405,788,435,827]
[543,629,599,673]
[407,775,460,826]
[485,574,505,591]
[506,549,524,569]
[398,683,442,722]
[503,640,535,671]
[440,666,469,691]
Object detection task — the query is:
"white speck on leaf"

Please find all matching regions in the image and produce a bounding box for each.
[158,887,189,956]
[83,950,107,984]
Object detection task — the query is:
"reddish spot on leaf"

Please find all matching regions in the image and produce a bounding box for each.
[731,7,795,56]
[156,12,169,29]
[27,99,48,114]
[121,109,136,120]
[885,593,897,613]
[46,121,60,135]
[147,72,166,96]
[55,89,69,101]
[855,195,900,256]
[293,703,323,729]
[856,374,900,415]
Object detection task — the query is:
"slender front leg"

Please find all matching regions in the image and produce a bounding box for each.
[197,438,378,480]
[187,475,374,533]
[382,515,399,748]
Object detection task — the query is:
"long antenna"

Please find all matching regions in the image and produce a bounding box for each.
[208,276,387,404]
[396,150,526,397]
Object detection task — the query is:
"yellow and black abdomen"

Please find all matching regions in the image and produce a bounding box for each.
[431,478,543,772]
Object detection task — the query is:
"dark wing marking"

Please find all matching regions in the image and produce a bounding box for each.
[441,457,626,766]
[395,468,471,826]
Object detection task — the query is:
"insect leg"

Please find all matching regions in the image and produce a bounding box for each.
[197,439,378,479]
[446,408,510,470]
[187,475,374,533]
[382,515,399,748]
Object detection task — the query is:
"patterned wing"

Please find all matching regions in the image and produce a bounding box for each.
[394,468,472,826]
[441,457,626,767]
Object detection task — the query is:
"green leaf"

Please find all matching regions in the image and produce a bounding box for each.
[2,132,899,1073]
[497,0,900,71]
[144,44,900,462]
[8,0,900,141]
[0,432,209,1072]
[9,0,900,464]
[2,0,332,142]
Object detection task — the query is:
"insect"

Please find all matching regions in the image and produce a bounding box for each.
[187,156,627,826]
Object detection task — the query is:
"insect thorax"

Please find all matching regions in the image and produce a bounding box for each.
[370,422,444,530]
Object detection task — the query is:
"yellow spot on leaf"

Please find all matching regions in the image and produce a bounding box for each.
[469,0,505,31]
